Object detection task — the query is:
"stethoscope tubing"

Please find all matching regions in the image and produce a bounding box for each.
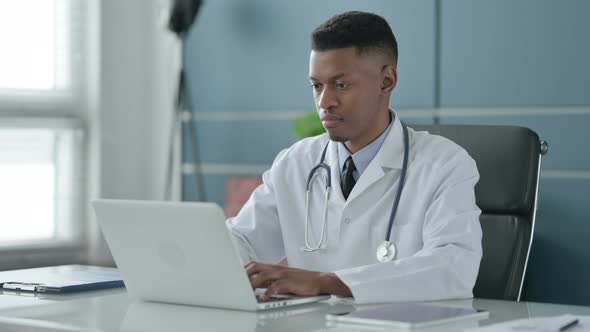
[385,122,409,242]
[304,121,409,252]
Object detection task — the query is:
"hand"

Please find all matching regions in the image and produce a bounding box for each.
[245,262,352,301]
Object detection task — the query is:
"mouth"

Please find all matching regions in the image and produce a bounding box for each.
[321,115,343,128]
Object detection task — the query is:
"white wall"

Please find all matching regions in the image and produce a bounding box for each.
[86,0,181,265]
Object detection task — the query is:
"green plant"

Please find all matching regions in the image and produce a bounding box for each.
[293,112,325,140]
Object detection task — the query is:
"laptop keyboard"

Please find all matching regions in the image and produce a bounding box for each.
[256,294,297,303]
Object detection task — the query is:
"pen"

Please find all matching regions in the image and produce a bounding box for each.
[559,318,579,331]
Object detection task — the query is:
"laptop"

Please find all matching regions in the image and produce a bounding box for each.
[92,199,330,311]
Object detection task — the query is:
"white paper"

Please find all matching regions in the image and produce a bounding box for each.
[466,314,589,332]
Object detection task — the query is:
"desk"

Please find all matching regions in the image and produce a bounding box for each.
[0,289,589,331]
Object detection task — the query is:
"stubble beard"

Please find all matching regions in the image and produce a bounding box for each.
[329,134,349,142]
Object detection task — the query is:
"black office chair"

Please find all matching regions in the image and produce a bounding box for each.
[411,124,548,301]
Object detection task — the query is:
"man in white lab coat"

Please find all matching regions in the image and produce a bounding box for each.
[226,11,482,304]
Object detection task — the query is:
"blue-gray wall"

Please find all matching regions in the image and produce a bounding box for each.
[182,0,590,306]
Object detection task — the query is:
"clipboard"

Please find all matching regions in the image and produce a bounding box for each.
[0,265,124,293]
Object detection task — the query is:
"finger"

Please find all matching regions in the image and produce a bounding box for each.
[250,270,283,289]
[246,262,288,278]
[261,279,291,301]
[245,262,272,277]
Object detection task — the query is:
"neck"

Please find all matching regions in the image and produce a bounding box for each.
[344,108,392,154]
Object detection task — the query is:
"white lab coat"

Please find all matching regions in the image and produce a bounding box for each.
[227,114,482,304]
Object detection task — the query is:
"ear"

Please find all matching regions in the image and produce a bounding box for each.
[380,65,397,95]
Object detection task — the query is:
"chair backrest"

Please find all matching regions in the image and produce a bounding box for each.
[410,124,544,301]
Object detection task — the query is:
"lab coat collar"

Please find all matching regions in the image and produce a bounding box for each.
[324,110,405,203]
[343,111,404,203]
[374,110,405,170]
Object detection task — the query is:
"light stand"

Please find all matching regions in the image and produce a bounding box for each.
[165,0,206,201]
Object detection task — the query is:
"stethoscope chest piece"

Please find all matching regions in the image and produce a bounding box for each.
[376,241,396,262]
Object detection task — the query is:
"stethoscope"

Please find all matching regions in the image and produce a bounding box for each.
[303,122,409,263]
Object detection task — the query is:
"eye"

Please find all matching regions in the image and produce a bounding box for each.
[335,82,350,89]
[310,82,322,91]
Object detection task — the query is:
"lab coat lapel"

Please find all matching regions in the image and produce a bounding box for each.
[325,139,346,202]
[345,161,384,203]
[345,114,405,203]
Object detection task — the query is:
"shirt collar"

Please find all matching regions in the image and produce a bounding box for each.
[337,112,394,177]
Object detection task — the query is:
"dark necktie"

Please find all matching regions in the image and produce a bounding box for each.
[341,156,357,200]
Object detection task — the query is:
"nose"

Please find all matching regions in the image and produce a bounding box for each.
[317,86,338,111]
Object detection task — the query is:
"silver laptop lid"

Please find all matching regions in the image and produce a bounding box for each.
[93,199,259,311]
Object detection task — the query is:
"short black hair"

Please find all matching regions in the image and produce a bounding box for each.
[311,11,398,64]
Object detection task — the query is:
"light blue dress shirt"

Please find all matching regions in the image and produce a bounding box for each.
[337,118,394,181]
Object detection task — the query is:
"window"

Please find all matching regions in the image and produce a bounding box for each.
[0,0,86,251]
[0,123,83,246]
[0,1,57,90]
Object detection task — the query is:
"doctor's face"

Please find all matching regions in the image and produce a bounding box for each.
[309,47,396,152]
